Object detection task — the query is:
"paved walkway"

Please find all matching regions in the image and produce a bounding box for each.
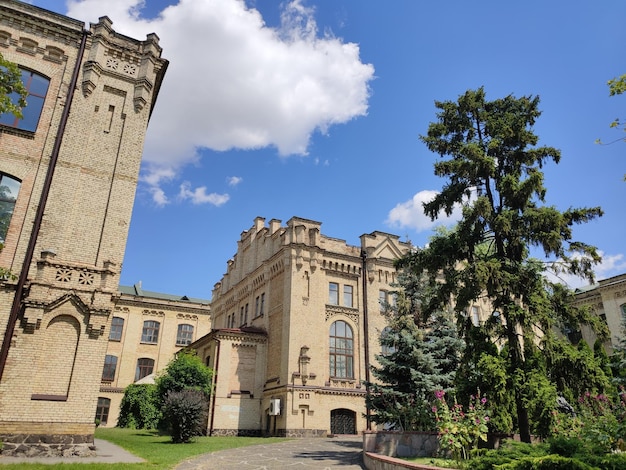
[175,436,365,470]
[0,436,365,469]
[0,439,144,465]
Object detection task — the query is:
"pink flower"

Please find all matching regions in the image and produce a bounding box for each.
[432,406,438,413]
[435,390,445,400]
[481,397,487,404]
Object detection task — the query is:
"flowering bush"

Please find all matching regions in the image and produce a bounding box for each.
[432,389,490,460]
[551,389,626,453]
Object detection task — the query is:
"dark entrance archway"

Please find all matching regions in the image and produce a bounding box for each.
[330,408,356,434]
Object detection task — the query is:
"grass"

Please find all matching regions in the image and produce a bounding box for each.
[0,427,287,470]
[402,456,461,468]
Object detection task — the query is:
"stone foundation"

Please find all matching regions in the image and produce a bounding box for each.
[0,433,96,458]
[210,429,262,437]
[282,428,329,438]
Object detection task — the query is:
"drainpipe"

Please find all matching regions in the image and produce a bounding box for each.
[0,29,90,382]
[361,249,371,430]
[208,337,221,436]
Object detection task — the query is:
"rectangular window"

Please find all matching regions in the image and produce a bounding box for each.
[244,303,249,324]
[101,355,117,382]
[255,296,260,316]
[95,397,111,425]
[176,324,194,346]
[141,320,160,343]
[329,282,339,305]
[260,293,265,315]
[379,290,387,311]
[240,306,244,326]
[109,317,124,341]
[343,285,353,308]
[471,306,480,327]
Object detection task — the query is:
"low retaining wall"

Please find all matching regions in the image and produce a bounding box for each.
[362,431,447,470]
[363,451,453,470]
[363,431,439,458]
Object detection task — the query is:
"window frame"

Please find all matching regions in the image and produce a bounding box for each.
[101,354,117,382]
[329,320,354,379]
[95,397,111,425]
[108,316,124,341]
[141,320,160,344]
[0,68,50,132]
[176,323,194,346]
[0,172,21,244]
[135,357,155,381]
[329,282,339,305]
[343,285,353,308]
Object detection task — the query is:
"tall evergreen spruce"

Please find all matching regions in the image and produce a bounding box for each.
[366,271,463,431]
[401,88,606,442]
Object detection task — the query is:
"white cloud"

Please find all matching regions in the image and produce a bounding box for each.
[227,176,242,187]
[386,190,463,232]
[178,182,229,206]
[545,251,626,289]
[66,0,374,205]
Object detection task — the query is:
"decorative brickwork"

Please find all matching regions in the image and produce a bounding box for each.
[0,0,166,456]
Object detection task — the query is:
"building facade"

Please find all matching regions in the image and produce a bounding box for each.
[191,216,410,437]
[0,0,166,456]
[574,273,626,351]
[97,283,211,428]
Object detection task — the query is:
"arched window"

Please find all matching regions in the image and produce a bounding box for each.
[176,324,194,346]
[108,316,124,341]
[135,358,154,381]
[102,354,117,382]
[329,320,354,378]
[0,173,20,244]
[0,68,49,132]
[95,397,111,425]
[141,320,160,343]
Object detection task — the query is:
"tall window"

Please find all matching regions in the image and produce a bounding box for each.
[108,316,124,341]
[135,358,155,381]
[380,327,396,356]
[329,282,339,305]
[0,69,50,132]
[379,290,387,312]
[343,285,353,308]
[95,397,111,425]
[260,293,265,315]
[329,320,354,378]
[176,324,194,346]
[101,354,117,382]
[0,173,20,244]
[141,320,160,343]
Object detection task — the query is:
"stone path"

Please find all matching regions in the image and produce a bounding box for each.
[175,436,365,470]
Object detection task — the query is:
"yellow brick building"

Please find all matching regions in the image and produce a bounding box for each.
[0,0,166,456]
[574,273,626,351]
[97,283,211,428]
[191,216,410,437]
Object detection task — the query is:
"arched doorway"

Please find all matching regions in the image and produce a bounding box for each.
[330,408,356,435]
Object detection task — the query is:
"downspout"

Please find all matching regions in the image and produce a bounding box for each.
[208,337,221,436]
[361,249,371,430]
[0,29,90,382]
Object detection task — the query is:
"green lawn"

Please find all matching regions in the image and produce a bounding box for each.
[0,428,287,470]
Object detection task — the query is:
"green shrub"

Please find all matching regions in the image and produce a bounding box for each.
[163,389,207,443]
[155,351,212,405]
[547,436,583,457]
[499,455,595,470]
[117,383,160,429]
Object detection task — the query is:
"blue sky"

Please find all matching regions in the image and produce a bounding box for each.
[30,0,626,299]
